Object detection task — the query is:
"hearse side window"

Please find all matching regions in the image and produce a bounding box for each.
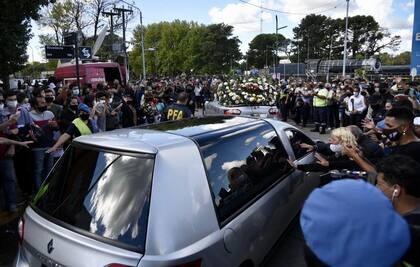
[197,123,292,223]
[285,129,315,160]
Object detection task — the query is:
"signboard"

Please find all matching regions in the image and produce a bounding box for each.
[45,45,74,59]
[78,46,92,60]
[411,0,420,77]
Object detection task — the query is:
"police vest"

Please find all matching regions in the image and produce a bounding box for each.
[313,89,328,107]
[72,118,92,135]
[166,106,187,120]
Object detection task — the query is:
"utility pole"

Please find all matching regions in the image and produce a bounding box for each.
[260,0,263,34]
[74,33,81,90]
[140,11,146,80]
[297,41,300,77]
[102,9,119,56]
[115,0,146,80]
[275,15,287,81]
[114,5,133,85]
[342,0,350,77]
[275,15,278,80]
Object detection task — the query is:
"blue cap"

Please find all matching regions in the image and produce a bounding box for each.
[78,103,90,113]
[300,179,410,267]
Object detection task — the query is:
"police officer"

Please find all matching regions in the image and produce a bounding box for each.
[311,83,328,134]
[162,92,192,121]
[47,103,95,153]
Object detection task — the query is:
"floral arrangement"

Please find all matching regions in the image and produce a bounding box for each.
[216,77,279,106]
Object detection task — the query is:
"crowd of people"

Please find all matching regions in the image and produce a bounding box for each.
[1,74,420,266]
[0,76,214,215]
[280,77,420,266]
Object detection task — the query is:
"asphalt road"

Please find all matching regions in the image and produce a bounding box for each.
[0,118,328,267]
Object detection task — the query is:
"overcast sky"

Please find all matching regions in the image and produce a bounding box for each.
[28,0,416,62]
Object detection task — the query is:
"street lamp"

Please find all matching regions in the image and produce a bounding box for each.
[343,0,350,77]
[275,15,287,80]
[117,0,146,80]
[147,47,157,74]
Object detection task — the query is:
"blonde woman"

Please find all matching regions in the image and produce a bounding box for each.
[289,127,361,172]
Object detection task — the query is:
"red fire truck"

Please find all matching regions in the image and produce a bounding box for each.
[54,62,127,89]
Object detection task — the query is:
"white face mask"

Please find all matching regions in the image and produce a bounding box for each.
[330,144,343,153]
[73,89,80,96]
[6,100,17,109]
[375,87,380,93]
[99,100,106,104]
[0,103,4,110]
[354,92,360,96]
[109,98,113,104]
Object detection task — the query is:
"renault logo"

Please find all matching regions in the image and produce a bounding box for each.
[47,239,54,254]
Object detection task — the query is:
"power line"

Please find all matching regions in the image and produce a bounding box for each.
[238,0,343,16]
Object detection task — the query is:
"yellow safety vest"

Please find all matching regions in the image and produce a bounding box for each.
[72,118,92,135]
[313,88,328,107]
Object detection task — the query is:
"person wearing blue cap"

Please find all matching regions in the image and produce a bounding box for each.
[301,179,410,267]
[47,103,95,154]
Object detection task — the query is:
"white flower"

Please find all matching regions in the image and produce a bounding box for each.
[250,97,256,102]
[224,82,228,86]
[257,99,262,103]
[235,100,240,104]
[226,86,230,90]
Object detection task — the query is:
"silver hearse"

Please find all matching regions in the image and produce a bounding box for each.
[15,116,319,267]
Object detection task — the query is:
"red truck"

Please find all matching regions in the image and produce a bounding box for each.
[54,62,126,89]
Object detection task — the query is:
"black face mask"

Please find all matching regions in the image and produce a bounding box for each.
[126,100,133,105]
[45,96,54,103]
[37,106,48,112]
[382,127,403,142]
[70,105,78,111]
[80,113,90,121]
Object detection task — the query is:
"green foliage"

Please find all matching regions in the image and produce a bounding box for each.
[130,21,241,76]
[0,0,50,88]
[379,52,411,65]
[246,33,286,69]
[20,60,57,78]
[38,0,75,45]
[292,14,401,61]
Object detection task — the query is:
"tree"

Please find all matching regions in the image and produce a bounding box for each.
[246,34,285,69]
[292,14,401,61]
[130,22,241,76]
[292,14,332,61]
[89,0,116,39]
[0,0,50,89]
[38,0,74,45]
[195,24,242,74]
[379,52,411,65]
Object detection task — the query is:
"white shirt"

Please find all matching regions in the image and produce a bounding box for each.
[348,94,367,113]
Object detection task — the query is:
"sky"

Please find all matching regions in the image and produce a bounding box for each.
[27,0,416,62]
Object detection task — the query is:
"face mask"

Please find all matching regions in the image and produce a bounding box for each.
[330,144,343,153]
[0,103,4,110]
[6,100,17,109]
[126,100,133,105]
[70,105,78,111]
[354,92,360,96]
[73,90,80,96]
[45,96,55,103]
[375,88,380,93]
[383,127,403,142]
[109,98,113,104]
[99,100,106,104]
[80,113,90,121]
